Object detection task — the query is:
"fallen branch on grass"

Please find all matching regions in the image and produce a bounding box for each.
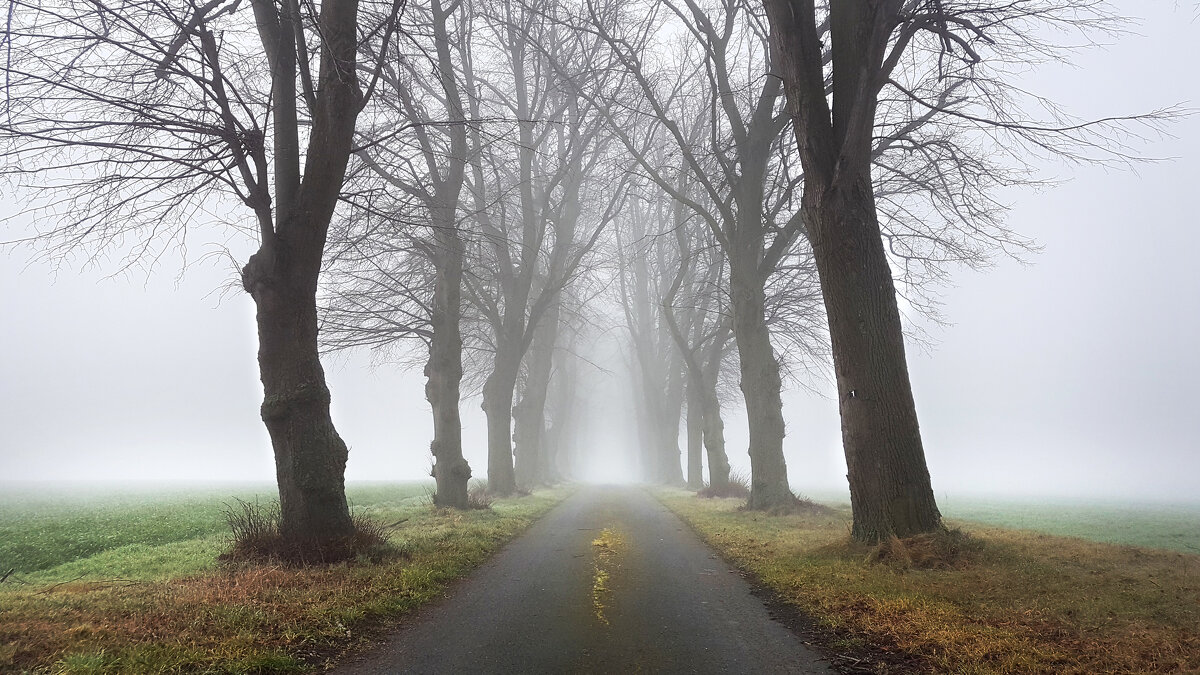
[35,575,146,594]
[36,574,85,593]
[0,568,13,583]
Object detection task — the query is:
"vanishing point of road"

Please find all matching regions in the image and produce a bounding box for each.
[330,485,833,674]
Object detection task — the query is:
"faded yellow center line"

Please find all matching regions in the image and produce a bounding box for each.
[590,527,624,625]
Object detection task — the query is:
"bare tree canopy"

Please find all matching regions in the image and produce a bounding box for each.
[0,0,1177,546]
[762,0,1173,541]
[2,0,405,553]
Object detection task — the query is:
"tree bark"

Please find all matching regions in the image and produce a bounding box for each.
[806,181,941,541]
[423,0,472,510]
[729,256,792,509]
[249,258,353,543]
[700,337,732,490]
[633,344,685,485]
[685,380,704,489]
[514,302,560,489]
[242,0,363,547]
[427,219,471,508]
[763,0,942,540]
[659,356,686,485]
[482,340,520,495]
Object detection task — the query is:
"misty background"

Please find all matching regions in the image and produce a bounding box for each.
[2,1,1196,503]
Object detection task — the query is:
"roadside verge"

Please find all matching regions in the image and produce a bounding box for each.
[655,488,1200,674]
[0,487,571,673]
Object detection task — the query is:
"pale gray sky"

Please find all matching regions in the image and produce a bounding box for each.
[2,1,1196,502]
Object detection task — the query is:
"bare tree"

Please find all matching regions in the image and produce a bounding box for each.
[322,0,477,508]
[509,109,625,490]
[662,212,736,492]
[583,0,815,507]
[542,314,587,480]
[619,208,677,483]
[1,0,402,552]
[462,0,620,494]
[762,0,1171,541]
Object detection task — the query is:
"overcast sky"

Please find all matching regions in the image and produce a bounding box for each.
[2,1,1196,502]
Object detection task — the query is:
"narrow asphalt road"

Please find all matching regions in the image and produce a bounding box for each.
[330,485,832,674]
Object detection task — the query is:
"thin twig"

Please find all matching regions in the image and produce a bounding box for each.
[36,575,86,594]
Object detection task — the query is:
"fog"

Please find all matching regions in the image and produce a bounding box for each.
[2,2,1197,504]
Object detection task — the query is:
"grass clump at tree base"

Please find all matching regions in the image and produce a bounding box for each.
[220,498,392,565]
[657,488,1200,674]
[697,470,752,499]
[864,527,980,571]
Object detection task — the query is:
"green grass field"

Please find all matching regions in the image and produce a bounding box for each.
[798,488,1200,554]
[2,482,1196,673]
[0,482,434,582]
[939,496,1200,554]
[0,481,569,673]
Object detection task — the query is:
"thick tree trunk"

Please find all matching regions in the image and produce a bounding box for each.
[700,343,731,490]
[423,0,471,509]
[545,345,578,481]
[246,246,354,544]
[635,355,683,485]
[241,0,363,550]
[729,258,792,509]
[763,0,942,541]
[426,224,470,508]
[482,345,520,496]
[660,363,686,485]
[807,180,942,541]
[513,390,545,490]
[514,303,559,489]
[685,381,704,489]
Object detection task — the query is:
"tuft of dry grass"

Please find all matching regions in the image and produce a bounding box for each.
[466,481,495,510]
[864,527,980,571]
[219,499,391,565]
[697,469,752,499]
[658,489,1200,674]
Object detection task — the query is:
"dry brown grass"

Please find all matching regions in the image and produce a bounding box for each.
[219,500,391,565]
[864,527,980,571]
[659,490,1200,674]
[697,469,753,499]
[0,490,569,673]
[466,480,495,510]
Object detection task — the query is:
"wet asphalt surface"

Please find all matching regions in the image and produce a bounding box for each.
[329,485,833,674]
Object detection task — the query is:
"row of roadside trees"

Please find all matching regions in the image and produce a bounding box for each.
[1,0,1167,556]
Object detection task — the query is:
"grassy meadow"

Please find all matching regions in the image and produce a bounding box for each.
[660,489,1200,674]
[4,481,1197,673]
[938,496,1200,554]
[798,489,1200,555]
[0,481,570,673]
